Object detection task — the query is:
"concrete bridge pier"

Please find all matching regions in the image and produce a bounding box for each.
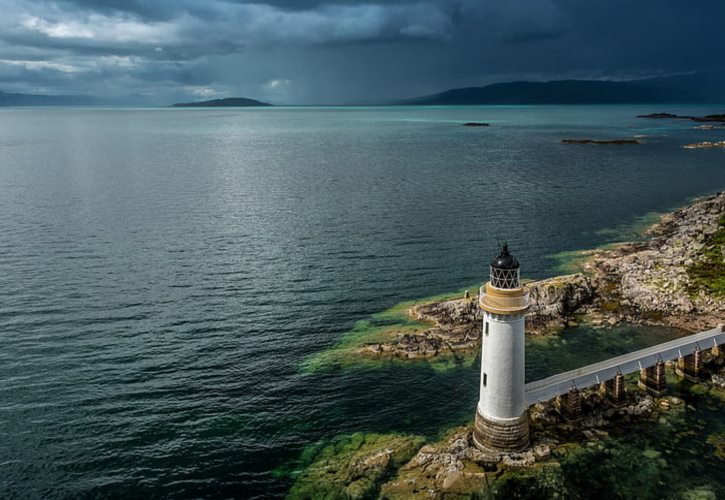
[602,372,626,406]
[676,348,702,382]
[556,387,582,422]
[638,360,667,397]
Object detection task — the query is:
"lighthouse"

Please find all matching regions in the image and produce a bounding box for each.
[473,244,530,452]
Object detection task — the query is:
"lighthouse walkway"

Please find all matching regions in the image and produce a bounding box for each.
[525,325,725,405]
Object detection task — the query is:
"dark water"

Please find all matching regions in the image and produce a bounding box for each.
[1,105,724,498]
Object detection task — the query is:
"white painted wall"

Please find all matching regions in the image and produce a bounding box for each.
[478,311,526,421]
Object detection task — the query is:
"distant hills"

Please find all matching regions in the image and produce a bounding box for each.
[3,71,725,107]
[0,90,94,106]
[172,97,271,107]
[400,73,725,105]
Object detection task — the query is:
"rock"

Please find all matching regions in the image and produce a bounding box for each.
[637,112,725,123]
[526,274,594,334]
[501,452,536,468]
[561,138,640,145]
[463,122,490,127]
[533,444,551,460]
[711,372,725,389]
[642,449,661,459]
[287,433,425,500]
[679,486,718,500]
[441,469,463,490]
[683,140,725,149]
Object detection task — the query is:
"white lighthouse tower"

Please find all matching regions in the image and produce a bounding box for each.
[473,244,530,452]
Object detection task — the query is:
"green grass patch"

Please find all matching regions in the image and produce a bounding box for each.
[687,214,725,297]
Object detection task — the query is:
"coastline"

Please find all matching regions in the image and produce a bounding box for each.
[288,355,725,499]
[304,193,725,370]
[288,193,725,499]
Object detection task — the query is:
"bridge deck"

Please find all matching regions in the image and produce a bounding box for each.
[525,325,724,405]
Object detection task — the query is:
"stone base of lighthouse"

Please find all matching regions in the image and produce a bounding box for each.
[472,409,529,453]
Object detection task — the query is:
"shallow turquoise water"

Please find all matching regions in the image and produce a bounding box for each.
[0,105,724,497]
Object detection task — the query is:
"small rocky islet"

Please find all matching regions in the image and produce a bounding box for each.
[637,112,725,123]
[637,112,725,149]
[561,138,640,145]
[683,141,725,149]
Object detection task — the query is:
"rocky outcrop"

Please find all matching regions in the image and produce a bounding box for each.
[290,356,725,498]
[637,113,725,122]
[585,192,725,331]
[358,297,482,360]
[380,385,678,499]
[286,433,425,500]
[527,274,594,333]
[561,138,639,145]
[356,193,724,362]
[683,141,725,149]
[357,274,594,360]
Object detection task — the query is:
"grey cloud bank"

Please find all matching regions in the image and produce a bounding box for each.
[0,0,723,104]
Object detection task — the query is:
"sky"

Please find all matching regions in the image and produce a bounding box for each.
[0,0,724,104]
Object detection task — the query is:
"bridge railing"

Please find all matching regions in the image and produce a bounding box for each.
[525,325,725,405]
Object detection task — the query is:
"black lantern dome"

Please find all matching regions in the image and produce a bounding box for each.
[489,244,521,289]
[491,243,519,270]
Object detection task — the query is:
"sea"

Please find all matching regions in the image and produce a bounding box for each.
[1,105,724,498]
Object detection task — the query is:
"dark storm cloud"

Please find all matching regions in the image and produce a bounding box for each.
[0,0,723,104]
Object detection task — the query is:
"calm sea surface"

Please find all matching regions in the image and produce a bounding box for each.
[1,105,724,498]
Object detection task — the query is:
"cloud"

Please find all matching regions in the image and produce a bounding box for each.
[20,15,177,44]
[265,79,291,90]
[189,86,221,98]
[0,0,723,103]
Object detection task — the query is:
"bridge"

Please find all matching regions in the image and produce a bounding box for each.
[525,325,725,407]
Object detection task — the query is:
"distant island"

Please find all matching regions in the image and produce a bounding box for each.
[0,90,94,106]
[171,97,271,108]
[399,74,725,105]
[638,112,725,122]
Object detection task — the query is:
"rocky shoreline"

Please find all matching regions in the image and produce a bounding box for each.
[288,356,725,499]
[289,193,725,499]
[355,192,725,361]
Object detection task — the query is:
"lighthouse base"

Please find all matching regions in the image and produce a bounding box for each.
[473,410,529,453]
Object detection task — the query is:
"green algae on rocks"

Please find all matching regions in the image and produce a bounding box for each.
[286,432,425,500]
[706,432,725,460]
[301,287,479,373]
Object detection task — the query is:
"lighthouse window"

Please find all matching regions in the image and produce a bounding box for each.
[483,373,487,386]
[485,322,489,335]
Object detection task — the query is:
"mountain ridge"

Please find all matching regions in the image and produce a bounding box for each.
[400,74,725,105]
[0,90,94,106]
